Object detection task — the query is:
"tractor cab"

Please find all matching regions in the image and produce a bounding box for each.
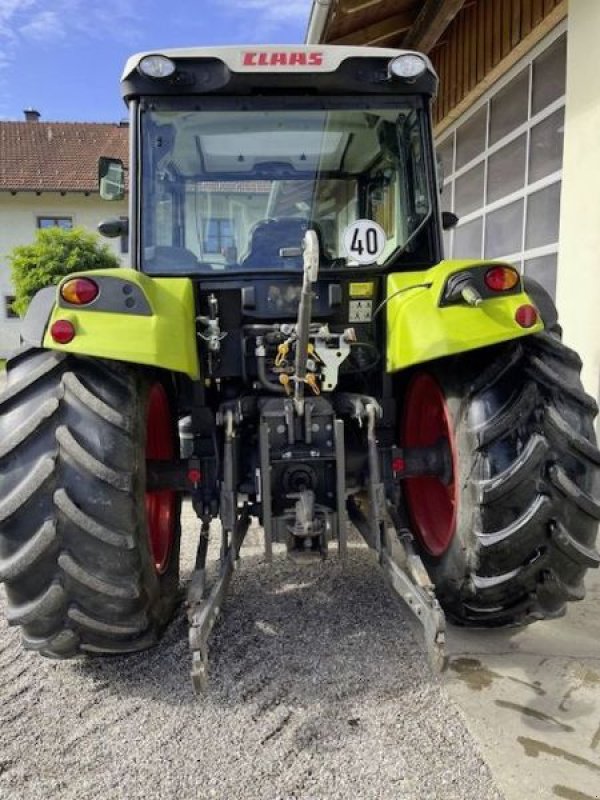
[104,46,441,277]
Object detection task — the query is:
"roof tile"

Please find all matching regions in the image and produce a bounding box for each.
[0,121,129,193]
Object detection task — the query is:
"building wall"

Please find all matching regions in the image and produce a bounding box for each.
[430,0,567,134]
[0,192,127,354]
[437,24,566,301]
[556,0,600,410]
[435,5,600,409]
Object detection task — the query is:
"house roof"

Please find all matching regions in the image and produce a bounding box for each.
[0,121,129,193]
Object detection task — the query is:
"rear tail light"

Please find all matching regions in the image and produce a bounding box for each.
[60,277,99,306]
[484,266,520,292]
[50,320,76,344]
[515,304,538,328]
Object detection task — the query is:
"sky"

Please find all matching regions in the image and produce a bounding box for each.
[0,0,314,122]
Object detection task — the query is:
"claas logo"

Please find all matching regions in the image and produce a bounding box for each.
[242,52,324,67]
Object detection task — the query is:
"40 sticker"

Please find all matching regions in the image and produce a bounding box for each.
[342,220,386,264]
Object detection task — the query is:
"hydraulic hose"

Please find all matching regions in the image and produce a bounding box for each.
[256,341,285,393]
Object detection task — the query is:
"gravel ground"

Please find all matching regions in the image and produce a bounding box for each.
[0,504,504,800]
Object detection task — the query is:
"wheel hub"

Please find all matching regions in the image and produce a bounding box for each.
[145,383,176,574]
[402,373,458,557]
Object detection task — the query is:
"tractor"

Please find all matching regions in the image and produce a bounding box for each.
[0,46,598,690]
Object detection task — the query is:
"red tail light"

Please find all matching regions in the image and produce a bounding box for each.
[50,320,76,344]
[484,266,520,292]
[515,304,538,328]
[60,277,99,306]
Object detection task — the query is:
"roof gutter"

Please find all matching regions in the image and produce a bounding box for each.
[305,0,333,44]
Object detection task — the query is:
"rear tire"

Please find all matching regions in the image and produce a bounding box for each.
[0,349,181,657]
[401,332,600,626]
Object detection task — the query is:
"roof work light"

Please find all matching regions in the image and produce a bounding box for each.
[138,55,176,79]
[389,54,427,80]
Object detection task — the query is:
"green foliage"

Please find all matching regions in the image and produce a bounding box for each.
[9,226,120,316]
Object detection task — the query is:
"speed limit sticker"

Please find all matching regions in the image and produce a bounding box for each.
[342,220,386,264]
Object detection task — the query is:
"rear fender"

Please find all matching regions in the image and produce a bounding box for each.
[386,259,544,372]
[23,269,200,378]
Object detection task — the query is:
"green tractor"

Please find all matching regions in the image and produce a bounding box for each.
[1,46,598,690]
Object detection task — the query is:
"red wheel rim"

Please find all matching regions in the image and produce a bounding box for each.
[402,374,458,557]
[145,383,175,575]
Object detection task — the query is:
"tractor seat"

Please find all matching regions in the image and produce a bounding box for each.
[146,245,199,271]
[241,218,329,270]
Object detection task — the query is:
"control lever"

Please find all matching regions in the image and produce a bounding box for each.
[293,230,320,416]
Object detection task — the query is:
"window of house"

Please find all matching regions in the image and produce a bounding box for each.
[438,27,567,300]
[489,68,529,146]
[4,296,18,319]
[455,106,487,170]
[203,219,235,254]
[524,253,558,299]
[454,217,483,259]
[37,217,73,229]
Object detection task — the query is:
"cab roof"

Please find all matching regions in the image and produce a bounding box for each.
[122,44,435,80]
[121,45,438,102]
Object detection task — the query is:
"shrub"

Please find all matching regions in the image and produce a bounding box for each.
[9,226,120,316]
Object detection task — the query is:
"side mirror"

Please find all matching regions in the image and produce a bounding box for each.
[98,217,128,238]
[442,211,459,230]
[98,156,125,201]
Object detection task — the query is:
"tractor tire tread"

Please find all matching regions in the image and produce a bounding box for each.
[0,457,55,524]
[62,372,133,432]
[0,521,57,581]
[548,465,600,520]
[6,582,66,626]
[474,433,548,503]
[56,425,132,492]
[22,628,80,658]
[0,351,65,410]
[58,552,141,600]
[67,605,149,637]
[0,350,180,658]
[526,356,598,413]
[550,520,600,568]
[54,488,135,550]
[469,381,538,446]
[421,333,599,627]
[544,407,600,466]
[0,397,60,460]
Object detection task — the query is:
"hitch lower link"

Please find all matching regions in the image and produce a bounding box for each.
[348,401,446,672]
[185,402,447,693]
[186,408,250,693]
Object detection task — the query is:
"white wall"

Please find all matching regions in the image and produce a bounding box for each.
[557,1,600,414]
[0,192,127,355]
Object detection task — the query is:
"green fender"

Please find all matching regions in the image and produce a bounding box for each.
[32,269,200,378]
[386,260,544,372]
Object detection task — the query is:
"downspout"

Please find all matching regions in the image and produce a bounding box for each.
[305,0,333,44]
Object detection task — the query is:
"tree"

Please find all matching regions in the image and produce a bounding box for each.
[9,226,120,316]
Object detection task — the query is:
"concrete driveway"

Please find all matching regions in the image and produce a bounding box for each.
[444,567,600,800]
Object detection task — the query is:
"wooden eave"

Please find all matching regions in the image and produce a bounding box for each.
[319,0,466,52]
